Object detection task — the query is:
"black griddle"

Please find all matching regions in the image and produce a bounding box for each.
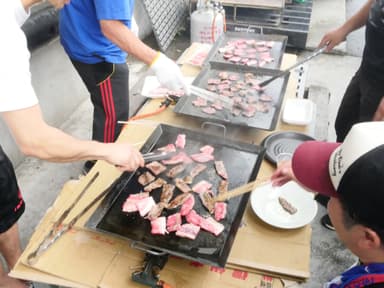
[173,62,289,130]
[204,32,288,69]
[86,124,264,267]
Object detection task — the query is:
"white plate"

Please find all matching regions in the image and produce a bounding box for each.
[282,98,315,125]
[250,181,318,229]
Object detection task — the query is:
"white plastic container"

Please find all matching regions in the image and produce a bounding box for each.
[190,5,224,44]
[282,98,315,125]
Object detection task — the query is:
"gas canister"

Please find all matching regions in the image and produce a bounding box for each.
[190,0,225,44]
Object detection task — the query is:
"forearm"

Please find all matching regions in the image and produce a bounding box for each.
[340,0,373,35]
[100,20,158,65]
[2,106,109,163]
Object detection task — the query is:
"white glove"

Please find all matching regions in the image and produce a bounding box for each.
[150,52,190,95]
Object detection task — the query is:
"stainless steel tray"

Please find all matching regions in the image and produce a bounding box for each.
[204,31,288,69]
[174,62,289,131]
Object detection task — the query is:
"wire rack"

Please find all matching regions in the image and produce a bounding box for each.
[142,0,189,52]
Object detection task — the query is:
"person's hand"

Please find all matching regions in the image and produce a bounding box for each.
[105,143,144,172]
[373,97,384,121]
[47,0,70,9]
[270,160,295,187]
[319,27,348,52]
[150,52,190,95]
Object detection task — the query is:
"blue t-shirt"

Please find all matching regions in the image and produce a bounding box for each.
[59,0,134,64]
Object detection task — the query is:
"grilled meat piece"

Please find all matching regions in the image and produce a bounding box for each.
[160,184,175,204]
[199,217,224,236]
[166,164,186,178]
[214,161,228,180]
[146,202,167,221]
[168,192,191,209]
[278,196,297,215]
[192,180,213,194]
[175,178,192,194]
[200,191,215,214]
[145,161,167,176]
[218,180,228,195]
[175,134,186,149]
[143,178,167,192]
[190,152,214,163]
[138,172,155,186]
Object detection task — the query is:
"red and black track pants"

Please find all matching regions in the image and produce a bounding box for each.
[71,60,129,143]
[0,146,24,233]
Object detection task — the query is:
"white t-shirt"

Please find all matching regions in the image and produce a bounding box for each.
[0,0,38,112]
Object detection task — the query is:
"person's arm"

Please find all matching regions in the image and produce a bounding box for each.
[319,0,373,51]
[100,20,188,93]
[1,105,144,171]
[21,0,70,10]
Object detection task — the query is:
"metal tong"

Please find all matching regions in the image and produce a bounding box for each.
[189,85,234,110]
[27,172,101,265]
[258,44,328,88]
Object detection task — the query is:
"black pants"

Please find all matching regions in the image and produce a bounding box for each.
[0,146,24,233]
[71,60,129,143]
[335,68,384,142]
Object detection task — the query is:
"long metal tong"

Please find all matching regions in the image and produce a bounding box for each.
[189,85,234,109]
[27,172,101,265]
[258,45,328,88]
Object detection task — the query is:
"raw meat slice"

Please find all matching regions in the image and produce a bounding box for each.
[175,223,200,240]
[214,161,228,179]
[214,202,227,221]
[259,94,273,102]
[136,196,156,217]
[199,145,214,155]
[122,192,150,213]
[145,161,167,176]
[175,178,192,193]
[228,74,239,81]
[175,134,186,149]
[192,97,208,107]
[199,217,224,236]
[229,56,241,63]
[211,101,223,110]
[218,72,229,80]
[192,180,213,194]
[166,212,182,232]
[162,152,193,165]
[157,144,176,153]
[202,107,217,115]
[190,153,214,163]
[185,210,204,226]
[246,60,258,66]
[151,216,167,235]
[168,192,192,209]
[146,202,167,221]
[138,172,156,186]
[144,178,167,192]
[207,78,221,85]
[160,184,175,203]
[166,164,186,178]
[200,191,215,214]
[180,194,195,216]
[255,102,270,113]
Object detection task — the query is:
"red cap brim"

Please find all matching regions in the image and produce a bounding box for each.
[292,141,340,198]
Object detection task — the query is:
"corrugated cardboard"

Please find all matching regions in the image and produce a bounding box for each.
[11,52,312,287]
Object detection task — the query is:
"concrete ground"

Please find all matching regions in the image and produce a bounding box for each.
[11,0,368,287]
